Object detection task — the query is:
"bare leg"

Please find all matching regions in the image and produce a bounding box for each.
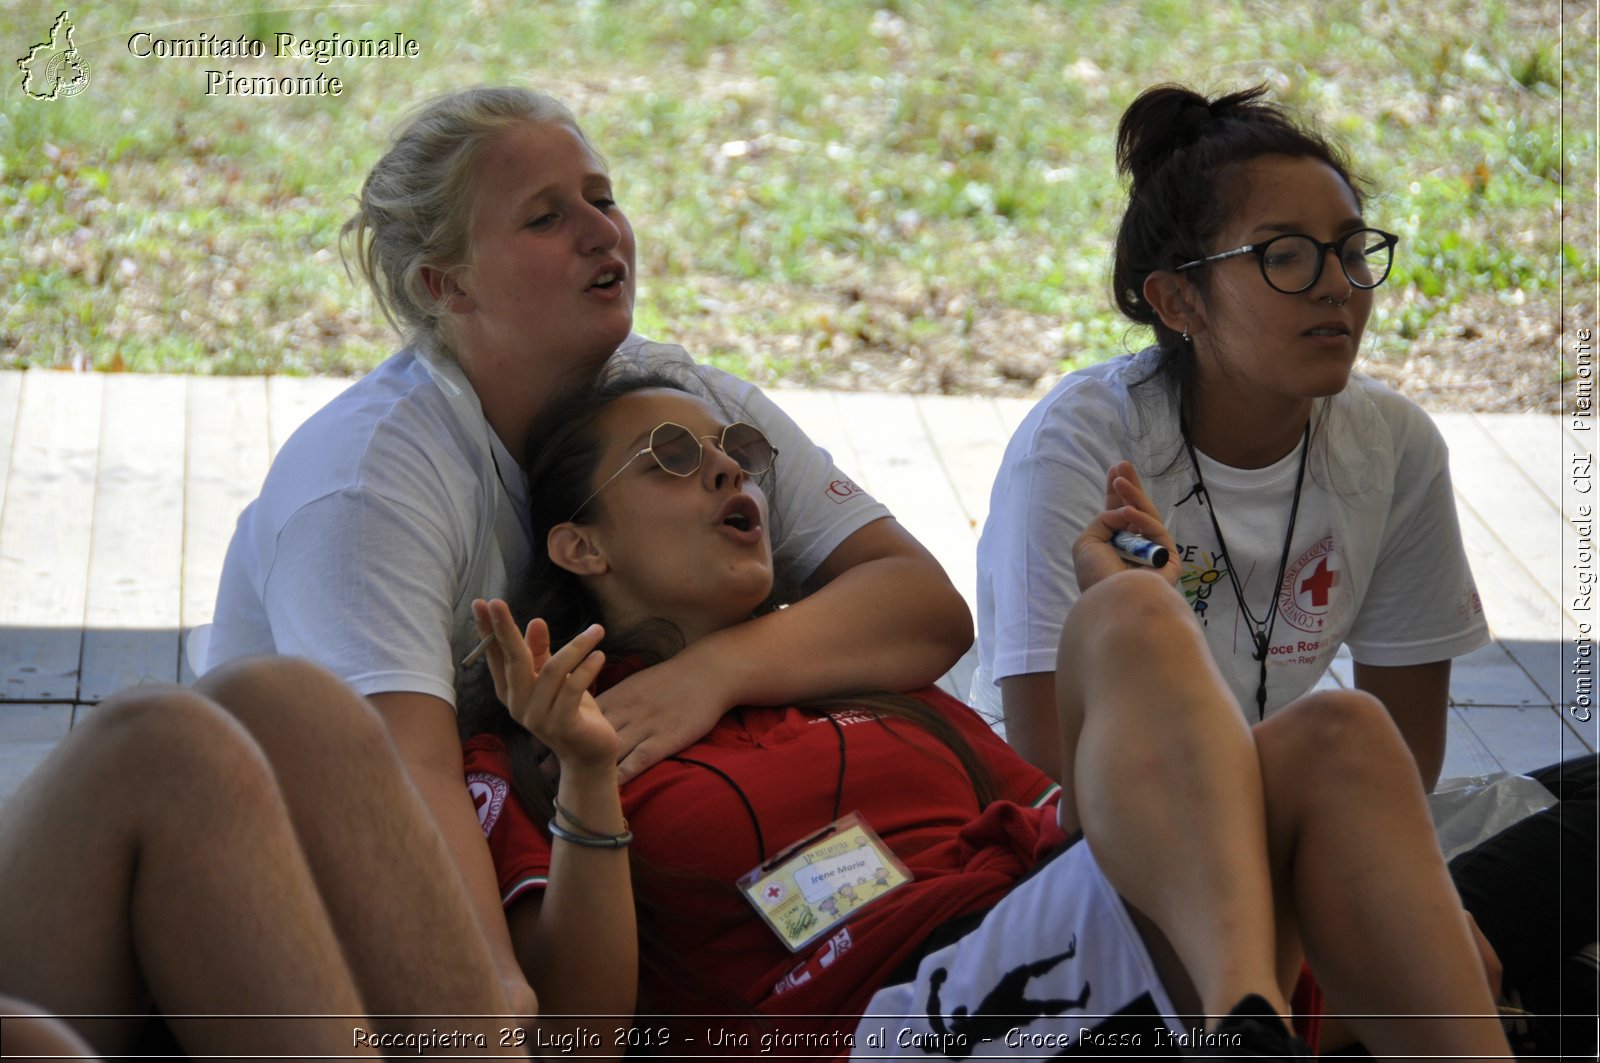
[0,689,373,1059]
[1254,692,1510,1059]
[1053,570,1286,1023]
[196,657,517,1046]
[1055,571,1511,1058]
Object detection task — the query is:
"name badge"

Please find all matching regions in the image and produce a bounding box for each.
[737,811,912,953]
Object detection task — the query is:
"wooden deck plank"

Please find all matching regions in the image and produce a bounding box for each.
[0,703,74,803]
[79,376,188,700]
[767,388,863,482]
[0,371,1576,804]
[1325,643,1355,689]
[1379,412,1565,709]
[1440,708,1507,780]
[0,373,103,701]
[0,374,20,533]
[1434,413,1568,620]
[1449,640,1553,708]
[829,392,978,608]
[267,376,351,458]
[913,394,1012,534]
[1561,712,1598,752]
[179,377,271,681]
[1483,412,1564,509]
[1565,421,1593,458]
[1454,705,1579,777]
[1450,478,1565,703]
[993,396,1034,435]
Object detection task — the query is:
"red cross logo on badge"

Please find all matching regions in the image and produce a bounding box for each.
[763,882,786,905]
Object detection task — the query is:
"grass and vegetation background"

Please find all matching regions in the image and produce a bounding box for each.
[1,0,1591,411]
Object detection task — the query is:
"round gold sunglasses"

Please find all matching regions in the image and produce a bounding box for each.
[568,420,778,522]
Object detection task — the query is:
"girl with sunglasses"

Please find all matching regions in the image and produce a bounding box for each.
[974,84,1488,792]
[456,371,1508,1060]
[204,87,970,1019]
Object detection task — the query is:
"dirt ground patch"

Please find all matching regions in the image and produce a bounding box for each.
[672,284,1579,414]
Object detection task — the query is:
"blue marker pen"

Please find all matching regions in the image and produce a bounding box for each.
[1112,530,1169,569]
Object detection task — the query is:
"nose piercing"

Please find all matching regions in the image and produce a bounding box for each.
[1323,295,1348,307]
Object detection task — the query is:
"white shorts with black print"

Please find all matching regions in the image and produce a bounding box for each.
[854,839,1184,1059]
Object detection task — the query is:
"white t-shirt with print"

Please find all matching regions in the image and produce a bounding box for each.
[209,335,888,706]
[973,347,1488,720]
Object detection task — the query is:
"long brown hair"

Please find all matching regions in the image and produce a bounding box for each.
[455,367,999,1013]
[457,366,997,810]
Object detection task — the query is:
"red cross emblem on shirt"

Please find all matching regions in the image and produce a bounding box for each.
[1299,556,1341,608]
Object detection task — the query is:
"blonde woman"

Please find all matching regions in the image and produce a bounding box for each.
[206,87,969,1018]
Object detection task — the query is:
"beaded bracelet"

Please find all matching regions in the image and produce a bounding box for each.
[547,818,633,849]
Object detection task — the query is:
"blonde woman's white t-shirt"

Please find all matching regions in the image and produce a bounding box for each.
[209,336,888,706]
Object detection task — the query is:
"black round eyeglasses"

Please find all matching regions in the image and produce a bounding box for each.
[1174,228,1400,294]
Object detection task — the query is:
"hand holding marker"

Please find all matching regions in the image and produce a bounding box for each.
[1112,530,1168,568]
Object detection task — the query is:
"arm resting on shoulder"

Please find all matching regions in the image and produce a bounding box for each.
[1353,659,1451,792]
[367,691,538,1017]
[601,517,973,779]
[789,515,973,691]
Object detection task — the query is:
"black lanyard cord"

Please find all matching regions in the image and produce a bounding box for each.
[665,711,848,865]
[666,754,767,860]
[1179,418,1312,720]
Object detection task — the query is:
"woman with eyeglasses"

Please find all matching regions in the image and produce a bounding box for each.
[974,84,1487,794]
[456,370,1509,1059]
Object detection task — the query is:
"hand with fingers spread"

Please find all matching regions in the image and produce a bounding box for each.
[471,599,618,774]
[1072,461,1182,593]
[470,599,636,1034]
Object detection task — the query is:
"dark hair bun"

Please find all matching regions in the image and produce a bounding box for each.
[1116,83,1274,188]
[1108,81,1366,367]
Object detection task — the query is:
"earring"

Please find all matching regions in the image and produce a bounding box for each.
[1181,330,1191,343]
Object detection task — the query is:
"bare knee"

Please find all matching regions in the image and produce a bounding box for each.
[197,654,351,710]
[69,687,281,810]
[1257,690,1414,791]
[196,656,388,748]
[1057,569,1196,672]
[83,685,251,759]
